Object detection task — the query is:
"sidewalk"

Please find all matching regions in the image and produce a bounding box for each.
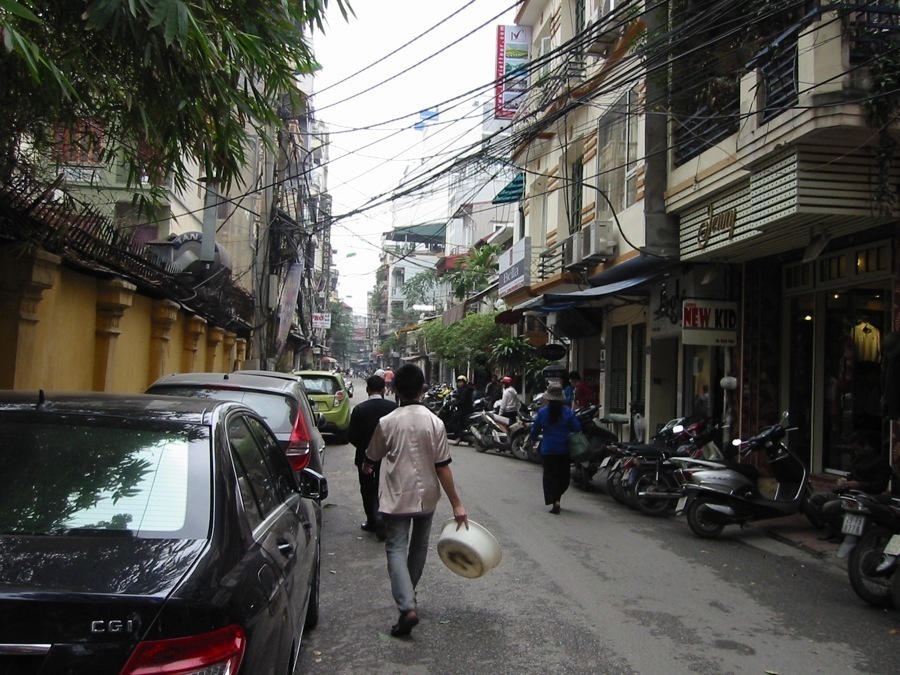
[752,512,848,567]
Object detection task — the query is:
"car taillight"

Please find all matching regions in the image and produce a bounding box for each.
[333,390,345,408]
[120,625,245,675]
[286,413,312,472]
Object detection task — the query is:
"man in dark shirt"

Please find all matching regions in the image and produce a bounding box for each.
[348,375,397,539]
[811,429,892,541]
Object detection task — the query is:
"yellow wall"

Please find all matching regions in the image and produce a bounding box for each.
[0,246,242,393]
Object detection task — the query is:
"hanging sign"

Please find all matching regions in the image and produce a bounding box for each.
[682,299,738,346]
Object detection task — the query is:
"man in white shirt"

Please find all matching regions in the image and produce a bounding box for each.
[364,364,468,637]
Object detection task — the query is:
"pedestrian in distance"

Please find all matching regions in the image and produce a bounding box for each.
[499,375,519,423]
[810,429,891,542]
[528,385,581,514]
[485,373,503,408]
[569,371,593,410]
[363,364,468,638]
[347,375,397,540]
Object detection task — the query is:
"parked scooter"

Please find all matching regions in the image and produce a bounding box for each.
[627,419,728,516]
[675,412,819,538]
[570,405,619,489]
[838,490,900,607]
[469,400,529,459]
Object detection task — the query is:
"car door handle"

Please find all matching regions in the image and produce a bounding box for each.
[276,539,294,556]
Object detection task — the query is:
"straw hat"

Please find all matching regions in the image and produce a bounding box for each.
[544,385,565,402]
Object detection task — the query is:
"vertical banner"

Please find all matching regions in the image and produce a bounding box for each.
[274,262,304,357]
[495,25,532,120]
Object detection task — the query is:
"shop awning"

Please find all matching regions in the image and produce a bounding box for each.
[514,275,659,313]
[492,173,525,204]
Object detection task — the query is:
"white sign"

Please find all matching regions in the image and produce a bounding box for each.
[312,312,332,329]
[499,237,531,297]
[682,299,738,346]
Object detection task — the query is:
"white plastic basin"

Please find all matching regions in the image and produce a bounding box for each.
[437,518,502,579]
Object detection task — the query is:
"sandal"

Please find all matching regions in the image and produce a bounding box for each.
[390,610,419,637]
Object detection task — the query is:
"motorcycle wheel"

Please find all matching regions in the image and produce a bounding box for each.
[526,438,542,463]
[847,525,895,607]
[606,467,629,506]
[633,472,678,517]
[571,463,593,490]
[473,426,489,453]
[686,499,725,538]
[891,561,900,609]
[509,429,529,461]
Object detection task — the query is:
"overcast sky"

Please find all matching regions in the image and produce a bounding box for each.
[311,0,521,315]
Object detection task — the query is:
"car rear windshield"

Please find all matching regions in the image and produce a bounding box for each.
[150,387,297,435]
[0,415,210,539]
[300,376,340,396]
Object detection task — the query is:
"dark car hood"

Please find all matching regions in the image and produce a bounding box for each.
[0,536,206,644]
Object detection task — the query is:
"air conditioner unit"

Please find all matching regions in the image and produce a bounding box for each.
[582,220,617,262]
[563,233,585,271]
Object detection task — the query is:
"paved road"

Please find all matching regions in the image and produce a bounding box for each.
[300,386,900,674]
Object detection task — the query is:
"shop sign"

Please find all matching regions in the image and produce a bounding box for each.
[312,312,332,329]
[499,237,531,297]
[539,343,568,361]
[682,299,738,346]
[697,205,737,249]
[495,26,531,120]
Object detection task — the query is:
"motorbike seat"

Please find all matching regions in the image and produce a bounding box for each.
[617,443,667,457]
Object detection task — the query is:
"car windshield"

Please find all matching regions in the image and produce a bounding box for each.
[150,387,296,434]
[0,415,210,539]
[300,376,340,396]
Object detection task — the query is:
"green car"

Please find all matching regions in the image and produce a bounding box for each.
[295,371,352,444]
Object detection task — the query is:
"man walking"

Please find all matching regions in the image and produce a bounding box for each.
[348,375,397,539]
[364,364,468,637]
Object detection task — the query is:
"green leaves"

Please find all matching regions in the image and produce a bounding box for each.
[0,0,352,191]
[420,313,503,371]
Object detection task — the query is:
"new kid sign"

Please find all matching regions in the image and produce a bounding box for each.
[682,299,738,346]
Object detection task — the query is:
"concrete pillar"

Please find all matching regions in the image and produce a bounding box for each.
[205,326,225,372]
[0,249,60,389]
[182,316,207,373]
[93,279,136,391]
[148,300,180,385]
[222,332,237,373]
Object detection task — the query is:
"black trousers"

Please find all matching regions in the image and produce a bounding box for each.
[357,464,380,524]
[542,453,571,505]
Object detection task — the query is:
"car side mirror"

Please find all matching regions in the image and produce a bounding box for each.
[296,468,328,501]
[317,413,326,430]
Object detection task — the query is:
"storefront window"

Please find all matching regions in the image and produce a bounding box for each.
[821,286,889,472]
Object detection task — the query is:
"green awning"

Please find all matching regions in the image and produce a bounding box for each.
[492,173,525,204]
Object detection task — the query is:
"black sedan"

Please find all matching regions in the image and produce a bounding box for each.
[0,391,326,674]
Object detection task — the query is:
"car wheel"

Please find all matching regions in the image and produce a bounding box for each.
[304,539,321,631]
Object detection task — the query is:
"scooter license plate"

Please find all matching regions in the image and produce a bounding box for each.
[675,496,687,514]
[600,456,611,469]
[883,534,900,557]
[841,514,866,536]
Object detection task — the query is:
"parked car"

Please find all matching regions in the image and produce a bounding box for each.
[146,371,325,475]
[294,370,352,444]
[0,391,327,674]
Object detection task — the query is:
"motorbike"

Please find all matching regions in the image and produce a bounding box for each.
[469,401,530,459]
[423,382,452,412]
[570,404,619,490]
[438,391,483,445]
[674,411,820,538]
[626,419,728,516]
[601,417,698,507]
[838,490,900,607]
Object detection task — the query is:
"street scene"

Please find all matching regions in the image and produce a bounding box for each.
[300,381,899,674]
[2,1,900,673]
